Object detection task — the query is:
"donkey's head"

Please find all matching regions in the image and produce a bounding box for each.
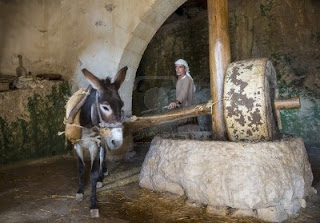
[82,67,128,150]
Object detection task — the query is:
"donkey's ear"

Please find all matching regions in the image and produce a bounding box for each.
[82,69,102,91]
[113,66,128,89]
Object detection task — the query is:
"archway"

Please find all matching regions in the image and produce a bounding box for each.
[130,1,212,142]
[118,0,187,116]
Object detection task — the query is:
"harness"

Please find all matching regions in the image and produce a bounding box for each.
[63,85,123,144]
[94,91,123,141]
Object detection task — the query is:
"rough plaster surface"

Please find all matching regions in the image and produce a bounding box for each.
[0,0,187,117]
[139,135,314,222]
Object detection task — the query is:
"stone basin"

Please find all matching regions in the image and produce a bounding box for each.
[139,132,316,222]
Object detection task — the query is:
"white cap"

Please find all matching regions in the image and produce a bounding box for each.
[175,59,196,91]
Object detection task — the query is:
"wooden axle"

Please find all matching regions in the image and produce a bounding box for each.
[274,97,301,110]
[274,96,300,130]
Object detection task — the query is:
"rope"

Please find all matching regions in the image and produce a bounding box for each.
[206,99,222,114]
[195,99,222,114]
[58,124,101,144]
[59,118,87,136]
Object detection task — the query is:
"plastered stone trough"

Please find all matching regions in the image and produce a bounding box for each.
[139,132,316,222]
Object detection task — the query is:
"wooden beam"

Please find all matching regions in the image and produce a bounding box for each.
[125,102,212,133]
[207,0,231,140]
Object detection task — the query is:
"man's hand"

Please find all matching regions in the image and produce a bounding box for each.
[168,101,180,110]
[168,102,177,109]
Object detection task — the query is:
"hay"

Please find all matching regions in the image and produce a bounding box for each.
[98,183,268,223]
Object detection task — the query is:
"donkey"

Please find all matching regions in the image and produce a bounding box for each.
[67,66,128,218]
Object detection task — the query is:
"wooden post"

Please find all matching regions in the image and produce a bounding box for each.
[207,0,231,140]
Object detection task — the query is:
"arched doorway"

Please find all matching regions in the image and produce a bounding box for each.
[130,0,212,141]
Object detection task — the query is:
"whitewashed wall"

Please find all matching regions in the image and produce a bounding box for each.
[0,0,186,115]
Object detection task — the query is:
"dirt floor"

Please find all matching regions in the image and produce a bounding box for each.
[0,143,319,223]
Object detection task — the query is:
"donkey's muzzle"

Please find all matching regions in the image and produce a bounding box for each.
[105,127,123,150]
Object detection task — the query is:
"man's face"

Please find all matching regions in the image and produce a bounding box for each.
[175,64,186,77]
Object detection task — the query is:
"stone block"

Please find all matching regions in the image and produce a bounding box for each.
[141,9,166,28]
[153,0,178,18]
[139,134,314,222]
[125,35,148,55]
[132,21,157,41]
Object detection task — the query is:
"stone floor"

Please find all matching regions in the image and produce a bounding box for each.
[0,143,319,223]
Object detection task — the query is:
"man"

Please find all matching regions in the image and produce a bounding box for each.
[168,59,199,132]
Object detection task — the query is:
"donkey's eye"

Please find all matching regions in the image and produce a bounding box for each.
[100,104,112,115]
[102,105,109,111]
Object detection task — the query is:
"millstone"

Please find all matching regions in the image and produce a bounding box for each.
[224,58,279,141]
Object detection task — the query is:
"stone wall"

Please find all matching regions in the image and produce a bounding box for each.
[0,81,70,164]
[132,0,320,145]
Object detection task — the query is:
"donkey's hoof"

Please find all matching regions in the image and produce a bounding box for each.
[96,182,103,188]
[103,170,109,176]
[90,209,99,218]
[75,193,83,201]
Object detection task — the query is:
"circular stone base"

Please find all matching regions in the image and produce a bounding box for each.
[139,133,314,222]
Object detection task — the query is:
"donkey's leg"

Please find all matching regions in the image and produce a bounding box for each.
[101,146,109,176]
[86,143,100,218]
[96,146,106,188]
[76,156,85,201]
[90,152,100,218]
[103,161,109,176]
[74,143,85,201]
